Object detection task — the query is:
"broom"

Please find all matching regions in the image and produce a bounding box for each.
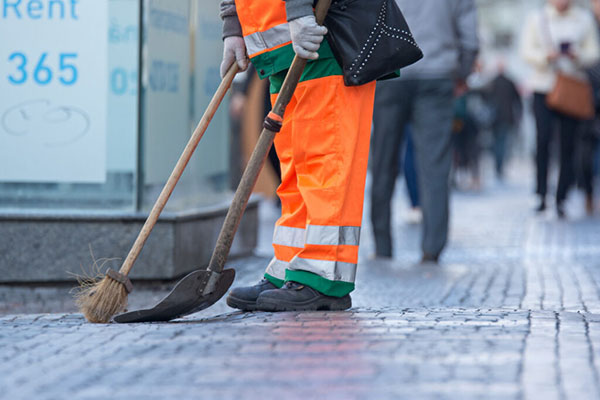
[75,63,239,323]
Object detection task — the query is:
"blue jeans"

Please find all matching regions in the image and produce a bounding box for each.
[403,126,420,208]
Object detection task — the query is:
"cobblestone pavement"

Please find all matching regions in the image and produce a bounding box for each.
[2,162,600,399]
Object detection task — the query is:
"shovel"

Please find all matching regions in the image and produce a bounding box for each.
[113,0,333,323]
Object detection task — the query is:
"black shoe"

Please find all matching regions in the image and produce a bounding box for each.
[226,278,277,311]
[535,199,546,213]
[256,281,351,312]
[421,253,439,264]
[557,203,566,219]
[586,194,594,216]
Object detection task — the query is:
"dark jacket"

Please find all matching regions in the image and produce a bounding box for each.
[489,73,522,127]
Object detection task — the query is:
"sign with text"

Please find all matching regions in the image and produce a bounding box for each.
[0,0,109,183]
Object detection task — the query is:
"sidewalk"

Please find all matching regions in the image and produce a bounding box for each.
[2,160,600,400]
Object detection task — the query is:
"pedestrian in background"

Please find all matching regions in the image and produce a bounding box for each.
[370,0,479,262]
[488,61,523,181]
[398,126,422,224]
[582,0,600,215]
[521,0,600,218]
[452,88,483,191]
[402,127,422,224]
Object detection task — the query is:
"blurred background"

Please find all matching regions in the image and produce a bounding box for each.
[0,0,599,295]
[4,3,600,398]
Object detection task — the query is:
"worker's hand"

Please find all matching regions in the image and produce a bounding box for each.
[221,36,248,78]
[289,16,328,60]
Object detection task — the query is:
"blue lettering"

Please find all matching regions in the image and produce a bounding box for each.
[111,68,127,95]
[2,0,80,20]
[8,52,28,85]
[69,0,77,19]
[6,52,79,86]
[149,60,179,93]
[3,0,22,18]
[48,0,63,19]
[27,0,42,19]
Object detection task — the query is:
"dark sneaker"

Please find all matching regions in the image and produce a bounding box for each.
[421,253,439,264]
[586,194,594,216]
[556,203,566,219]
[226,278,277,311]
[256,281,351,312]
[535,199,546,213]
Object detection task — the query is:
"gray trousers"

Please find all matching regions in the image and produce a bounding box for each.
[370,78,455,258]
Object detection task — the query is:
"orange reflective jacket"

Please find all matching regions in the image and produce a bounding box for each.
[235,0,335,79]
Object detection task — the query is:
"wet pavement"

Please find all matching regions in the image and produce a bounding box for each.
[2,161,600,399]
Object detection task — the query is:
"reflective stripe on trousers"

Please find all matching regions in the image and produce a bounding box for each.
[273,225,361,248]
[266,256,357,284]
[265,257,288,282]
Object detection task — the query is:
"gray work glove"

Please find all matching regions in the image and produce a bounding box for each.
[220,36,248,78]
[288,16,328,60]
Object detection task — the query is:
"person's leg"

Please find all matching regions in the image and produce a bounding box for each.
[533,93,553,210]
[226,88,300,310]
[262,92,307,286]
[580,123,596,214]
[465,116,481,189]
[411,79,455,261]
[370,80,411,257]
[493,123,508,179]
[404,126,420,208]
[556,114,579,216]
[595,137,600,176]
[258,75,377,310]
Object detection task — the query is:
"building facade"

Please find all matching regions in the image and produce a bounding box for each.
[0,0,257,282]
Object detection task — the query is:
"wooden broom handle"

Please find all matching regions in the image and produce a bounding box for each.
[207,0,332,273]
[119,63,239,276]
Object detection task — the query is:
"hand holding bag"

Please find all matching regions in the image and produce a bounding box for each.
[323,0,423,86]
[541,11,595,120]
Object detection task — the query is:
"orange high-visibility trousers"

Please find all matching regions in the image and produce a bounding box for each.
[265,75,376,297]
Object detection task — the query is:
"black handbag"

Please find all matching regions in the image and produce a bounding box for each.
[323,0,423,86]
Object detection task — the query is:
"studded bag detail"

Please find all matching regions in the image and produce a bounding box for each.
[324,0,423,86]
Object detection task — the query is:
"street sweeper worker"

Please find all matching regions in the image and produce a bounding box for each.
[219,0,376,311]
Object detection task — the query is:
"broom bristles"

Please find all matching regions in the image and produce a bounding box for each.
[75,276,129,323]
[71,246,128,323]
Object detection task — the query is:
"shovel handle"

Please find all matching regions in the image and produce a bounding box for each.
[207,0,332,273]
[119,63,239,276]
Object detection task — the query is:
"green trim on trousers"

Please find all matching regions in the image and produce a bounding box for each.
[264,273,285,288]
[285,269,354,298]
[250,39,337,81]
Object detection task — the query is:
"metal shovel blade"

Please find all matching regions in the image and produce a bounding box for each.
[113,268,235,323]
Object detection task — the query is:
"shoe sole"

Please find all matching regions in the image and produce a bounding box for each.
[256,296,351,312]
[226,294,258,311]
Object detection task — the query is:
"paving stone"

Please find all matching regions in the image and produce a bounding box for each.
[3,163,600,399]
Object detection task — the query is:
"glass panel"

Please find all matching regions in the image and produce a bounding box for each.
[190,0,231,204]
[0,0,139,212]
[140,0,231,212]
